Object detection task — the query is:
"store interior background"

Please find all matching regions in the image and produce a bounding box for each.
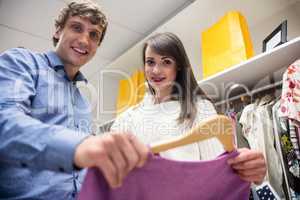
[1,0,300,125]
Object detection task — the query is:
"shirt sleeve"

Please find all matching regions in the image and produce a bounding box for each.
[0,48,87,173]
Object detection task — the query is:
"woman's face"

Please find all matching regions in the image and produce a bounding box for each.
[144,46,177,96]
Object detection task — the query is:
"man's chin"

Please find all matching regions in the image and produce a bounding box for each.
[70,59,90,68]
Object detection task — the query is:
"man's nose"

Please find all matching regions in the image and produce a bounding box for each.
[78,32,89,46]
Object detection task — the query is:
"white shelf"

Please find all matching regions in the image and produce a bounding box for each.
[198,36,300,101]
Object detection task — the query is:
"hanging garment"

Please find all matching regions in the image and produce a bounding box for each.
[239,103,267,158]
[290,189,300,200]
[282,120,300,179]
[78,151,250,200]
[278,59,300,162]
[254,182,280,200]
[289,120,300,160]
[279,59,300,123]
[273,101,300,198]
[239,99,284,198]
[234,111,250,149]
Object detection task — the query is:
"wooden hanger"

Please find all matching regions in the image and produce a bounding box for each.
[150,115,235,153]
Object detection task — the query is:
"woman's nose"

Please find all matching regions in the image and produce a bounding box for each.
[152,65,161,74]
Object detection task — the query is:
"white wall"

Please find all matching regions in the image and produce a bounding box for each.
[0,25,52,52]
[86,71,125,124]
[0,0,64,52]
[250,3,300,54]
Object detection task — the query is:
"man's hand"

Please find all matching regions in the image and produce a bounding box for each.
[74,133,149,188]
[227,148,267,184]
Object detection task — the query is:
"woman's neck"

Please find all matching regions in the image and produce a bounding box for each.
[153,88,172,104]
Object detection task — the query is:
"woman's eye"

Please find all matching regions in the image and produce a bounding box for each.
[146,60,155,66]
[163,59,172,65]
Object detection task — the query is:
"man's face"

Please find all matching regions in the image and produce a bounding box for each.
[53,16,103,69]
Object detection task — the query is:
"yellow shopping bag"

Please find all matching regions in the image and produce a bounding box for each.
[201,11,254,78]
[116,70,145,115]
[116,78,132,115]
[135,70,146,104]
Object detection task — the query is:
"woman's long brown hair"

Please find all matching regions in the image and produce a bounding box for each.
[142,32,210,125]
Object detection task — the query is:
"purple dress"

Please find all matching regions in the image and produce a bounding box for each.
[78,151,250,200]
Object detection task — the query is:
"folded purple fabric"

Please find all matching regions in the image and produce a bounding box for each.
[78,151,250,200]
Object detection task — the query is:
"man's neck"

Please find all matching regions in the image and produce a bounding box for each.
[64,64,80,81]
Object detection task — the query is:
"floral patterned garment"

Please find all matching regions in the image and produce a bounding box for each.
[279,59,300,161]
[279,59,300,121]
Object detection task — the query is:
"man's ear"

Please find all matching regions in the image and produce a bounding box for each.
[53,28,62,42]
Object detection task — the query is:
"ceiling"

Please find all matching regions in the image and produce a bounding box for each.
[0,0,195,77]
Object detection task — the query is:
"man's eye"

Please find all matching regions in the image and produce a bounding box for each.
[90,32,100,42]
[72,24,82,32]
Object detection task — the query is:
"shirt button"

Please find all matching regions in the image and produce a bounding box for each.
[21,162,28,168]
[59,167,65,173]
[72,192,76,197]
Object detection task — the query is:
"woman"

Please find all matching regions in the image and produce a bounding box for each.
[111,32,266,184]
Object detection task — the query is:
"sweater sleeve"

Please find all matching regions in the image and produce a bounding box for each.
[194,99,224,160]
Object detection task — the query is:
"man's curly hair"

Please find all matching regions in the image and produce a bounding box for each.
[53,0,108,46]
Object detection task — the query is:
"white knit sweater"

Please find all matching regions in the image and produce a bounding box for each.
[111,95,224,161]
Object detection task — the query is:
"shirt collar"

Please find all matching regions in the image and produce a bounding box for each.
[73,71,88,83]
[44,51,88,83]
[44,51,64,71]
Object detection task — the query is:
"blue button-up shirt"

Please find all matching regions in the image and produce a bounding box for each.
[0,48,92,199]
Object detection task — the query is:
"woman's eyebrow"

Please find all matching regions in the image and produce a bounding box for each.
[161,56,173,60]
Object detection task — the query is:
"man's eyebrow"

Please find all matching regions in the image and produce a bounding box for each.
[69,20,102,33]
[92,29,102,34]
[68,20,81,25]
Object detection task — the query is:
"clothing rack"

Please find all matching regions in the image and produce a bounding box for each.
[215,80,283,106]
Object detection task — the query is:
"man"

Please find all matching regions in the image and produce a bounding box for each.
[0,1,148,199]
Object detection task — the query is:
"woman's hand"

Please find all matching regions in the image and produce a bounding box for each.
[227,148,267,184]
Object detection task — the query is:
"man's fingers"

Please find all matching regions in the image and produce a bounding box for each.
[74,133,149,189]
[127,134,149,168]
[112,134,139,173]
[96,153,119,188]
[105,135,127,186]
